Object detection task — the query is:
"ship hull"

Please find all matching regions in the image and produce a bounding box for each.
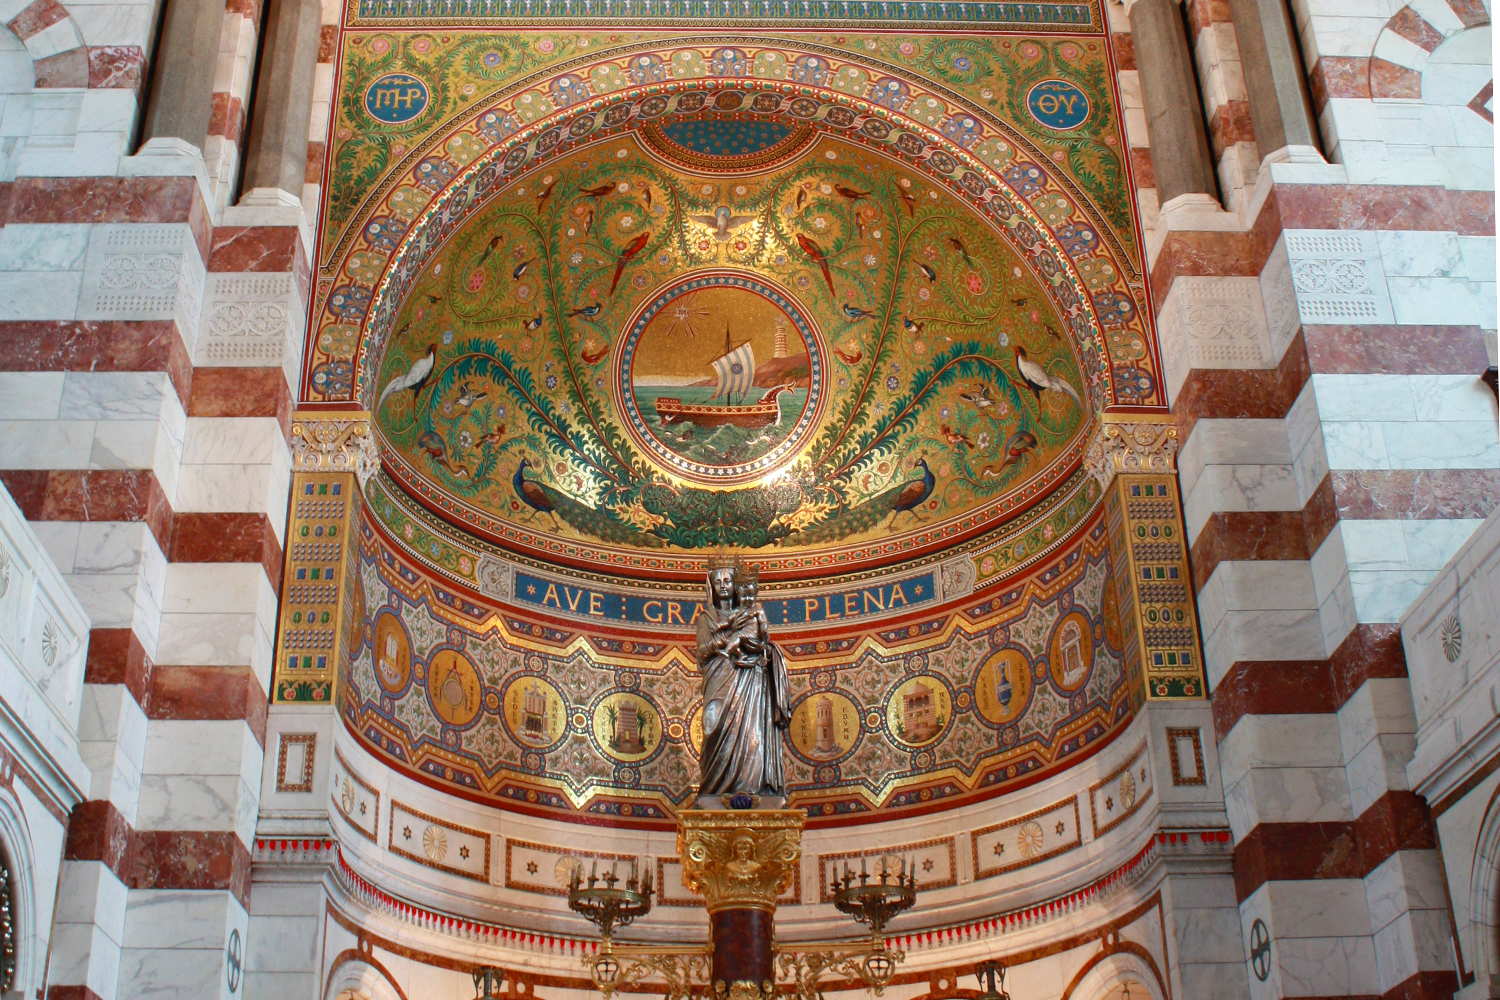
[653,398,780,428]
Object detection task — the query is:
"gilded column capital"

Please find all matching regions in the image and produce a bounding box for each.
[677,810,803,914]
[290,412,380,489]
[1085,418,1178,491]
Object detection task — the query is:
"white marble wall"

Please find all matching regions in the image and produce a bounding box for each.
[0,478,91,999]
[1404,509,1500,998]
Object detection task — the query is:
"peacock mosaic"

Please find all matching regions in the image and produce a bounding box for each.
[310,28,1161,578]
[345,505,1136,825]
[372,125,1095,557]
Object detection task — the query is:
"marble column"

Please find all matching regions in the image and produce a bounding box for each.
[241,0,323,201]
[1228,0,1323,162]
[679,810,802,994]
[140,0,223,151]
[1124,0,1219,205]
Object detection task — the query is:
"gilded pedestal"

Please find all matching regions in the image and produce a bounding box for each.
[678,809,803,993]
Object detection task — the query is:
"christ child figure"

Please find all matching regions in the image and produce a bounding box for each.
[727,576,769,669]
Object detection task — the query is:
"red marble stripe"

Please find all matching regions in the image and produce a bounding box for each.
[318,23,337,62]
[84,627,155,710]
[131,830,251,908]
[34,48,87,88]
[1213,623,1407,740]
[1303,323,1491,375]
[1332,468,1500,521]
[1154,184,1497,302]
[0,320,193,402]
[1173,330,1310,439]
[1232,788,1434,901]
[46,987,107,1000]
[1379,970,1462,1000]
[1369,56,1425,100]
[0,176,212,260]
[186,366,293,437]
[1183,0,1231,37]
[87,45,144,90]
[7,0,68,39]
[208,225,304,275]
[1388,5,1447,52]
[1447,0,1489,28]
[0,469,173,553]
[1191,509,1310,587]
[1309,57,1372,109]
[1189,470,1337,588]
[1276,183,1494,235]
[1212,659,1340,742]
[1128,146,1154,191]
[169,511,283,586]
[208,92,245,143]
[305,141,326,186]
[1209,100,1255,158]
[63,799,133,883]
[226,0,265,24]
[1150,194,1281,303]
[148,665,269,748]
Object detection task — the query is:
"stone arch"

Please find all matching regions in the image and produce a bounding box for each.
[1466,784,1500,983]
[1368,1,1492,100]
[324,955,407,1000]
[2,0,88,88]
[0,789,40,998]
[1061,947,1167,1000]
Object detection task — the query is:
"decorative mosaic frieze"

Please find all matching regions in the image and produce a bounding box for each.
[273,465,362,703]
[1084,419,1177,492]
[1103,474,1205,700]
[343,506,1133,825]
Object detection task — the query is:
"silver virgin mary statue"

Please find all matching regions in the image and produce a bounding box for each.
[696,560,790,802]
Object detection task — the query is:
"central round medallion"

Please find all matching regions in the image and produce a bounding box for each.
[615,272,825,486]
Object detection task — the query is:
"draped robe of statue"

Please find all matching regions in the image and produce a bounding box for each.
[696,572,791,797]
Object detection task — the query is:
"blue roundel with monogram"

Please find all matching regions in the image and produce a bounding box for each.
[1025,79,1090,131]
[364,73,429,124]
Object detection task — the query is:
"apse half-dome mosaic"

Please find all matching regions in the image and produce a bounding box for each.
[371,117,1095,567]
[315,30,1160,825]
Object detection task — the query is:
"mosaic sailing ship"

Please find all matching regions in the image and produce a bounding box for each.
[653,324,794,429]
